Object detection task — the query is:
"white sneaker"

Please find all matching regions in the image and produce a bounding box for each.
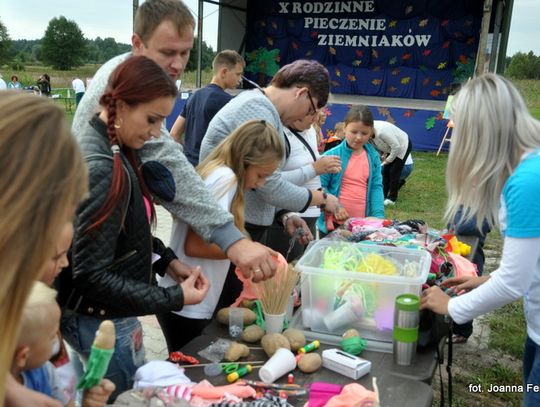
[384,199,395,206]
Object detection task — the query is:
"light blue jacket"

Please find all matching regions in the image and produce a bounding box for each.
[317,140,385,233]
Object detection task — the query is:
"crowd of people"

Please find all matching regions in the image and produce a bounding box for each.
[2,0,540,406]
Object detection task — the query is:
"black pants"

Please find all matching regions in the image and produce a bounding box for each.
[383,139,412,202]
[156,311,211,352]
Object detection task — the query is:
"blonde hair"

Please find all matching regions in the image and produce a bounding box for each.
[445,73,540,229]
[19,282,58,346]
[197,120,284,232]
[0,92,88,401]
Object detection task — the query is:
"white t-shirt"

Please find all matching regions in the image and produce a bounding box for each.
[448,149,540,345]
[282,126,321,218]
[0,78,7,90]
[72,78,85,93]
[158,166,237,319]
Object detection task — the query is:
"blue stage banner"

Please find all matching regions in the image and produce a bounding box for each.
[245,0,482,101]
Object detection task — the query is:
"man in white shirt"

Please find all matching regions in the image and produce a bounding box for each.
[71,76,85,106]
[0,74,7,90]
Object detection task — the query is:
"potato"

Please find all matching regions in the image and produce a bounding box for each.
[298,353,322,373]
[282,328,306,351]
[224,342,250,362]
[216,307,257,325]
[261,333,291,357]
[342,328,360,339]
[242,324,265,343]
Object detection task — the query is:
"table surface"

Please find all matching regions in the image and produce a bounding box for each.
[185,322,435,407]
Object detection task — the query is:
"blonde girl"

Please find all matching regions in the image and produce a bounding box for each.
[158,120,285,351]
[420,74,540,407]
[0,92,87,405]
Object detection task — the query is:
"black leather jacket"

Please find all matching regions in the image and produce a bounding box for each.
[57,116,184,319]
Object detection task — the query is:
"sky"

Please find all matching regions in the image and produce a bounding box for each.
[0,0,539,56]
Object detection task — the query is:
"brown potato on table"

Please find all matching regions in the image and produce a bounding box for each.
[282,328,306,351]
[298,353,322,373]
[242,325,265,343]
[342,328,360,339]
[224,342,250,362]
[261,333,291,357]
[216,307,257,325]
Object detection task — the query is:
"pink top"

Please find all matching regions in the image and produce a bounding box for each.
[338,150,370,218]
[143,196,152,223]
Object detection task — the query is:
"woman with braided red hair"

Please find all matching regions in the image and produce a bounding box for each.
[57,55,209,400]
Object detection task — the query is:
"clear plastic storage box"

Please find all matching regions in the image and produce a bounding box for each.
[295,240,430,345]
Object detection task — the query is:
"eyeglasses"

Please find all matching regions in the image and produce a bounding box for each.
[306,89,317,116]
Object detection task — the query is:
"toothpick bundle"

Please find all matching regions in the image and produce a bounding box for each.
[255,263,299,315]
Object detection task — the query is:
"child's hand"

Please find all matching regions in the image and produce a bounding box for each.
[334,205,349,222]
[313,155,341,175]
[181,266,210,305]
[82,379,115,407]
[324,194,340,213]
[284,215,314,245]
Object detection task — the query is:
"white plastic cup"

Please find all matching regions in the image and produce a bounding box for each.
[259,347,297,383]
[323,301,363,331]
[264,312,285,334]
[228,307,244,338]
[286,293,295,322]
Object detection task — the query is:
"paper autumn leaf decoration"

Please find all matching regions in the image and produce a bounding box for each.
[378,107,390,116]
[391,68,400,75]
[437,62,447,69]
[260,21,266,27]
[435,80,442,86]
[425,116,436,129]
[372,66,381,72]
[389,57,397,65]
[305,50,313,57]
[355,50,363,57]
[387,86,397,92]
[347,74,357,82]
[330,80,341,87]
[423,78,430,86]
[441,19,449,27]
[352,60,362,66]
[335,68,341,77]
[329,47,336,55]
[430,89,441,97]
[271,22,277,29]
[401,77,411,84]
[291,42,299,50]
[372,49,379,58]
[402,53,412,60]
[422,49,432,56]
[405,5,413,14]
[458,55,468,64]
[389,20,397,28]
[267,37,274,46]
[442,41,450,49]
[372,79,382,85]
[403,110,414,118]
[419,19,428,27]
[311,31,318,39]
[466,37,475,45]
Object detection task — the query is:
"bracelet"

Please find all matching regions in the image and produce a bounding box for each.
[318,188,328,209]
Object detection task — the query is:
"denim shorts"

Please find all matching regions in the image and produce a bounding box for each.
[523,335,540,406]
[61,311,146,400]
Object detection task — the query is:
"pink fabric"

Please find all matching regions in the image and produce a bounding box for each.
[191,380,256,400]
[339,151,369,218]
[143,196,152,223]
[231,253,288,307]
[306,382,343,407]
[324,383,378,407]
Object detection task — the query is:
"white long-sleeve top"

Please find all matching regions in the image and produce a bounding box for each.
[370,120,409,163]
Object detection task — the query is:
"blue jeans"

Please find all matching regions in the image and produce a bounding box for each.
[60,311,146,401]
[523,335,540,406]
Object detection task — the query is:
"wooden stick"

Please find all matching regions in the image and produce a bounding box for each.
[181,361,265,368]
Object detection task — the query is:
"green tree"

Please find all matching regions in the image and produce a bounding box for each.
[0,18,14,64]
[41,16,87,70]
[186,37,215,71]
[505,51,540,79]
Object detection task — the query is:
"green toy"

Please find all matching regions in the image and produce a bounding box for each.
[77,320,115,390]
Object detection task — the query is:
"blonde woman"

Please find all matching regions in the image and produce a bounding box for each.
[158,120,285,351]
[0,92,88,405]
[420,74,540,407]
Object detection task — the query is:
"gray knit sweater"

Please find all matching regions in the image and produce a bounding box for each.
[200,90,311,226]
[72,53,243,251]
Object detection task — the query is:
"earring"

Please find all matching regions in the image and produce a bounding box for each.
[114,118,123,129]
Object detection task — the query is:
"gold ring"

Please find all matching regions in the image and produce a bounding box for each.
[254,269,262,273]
